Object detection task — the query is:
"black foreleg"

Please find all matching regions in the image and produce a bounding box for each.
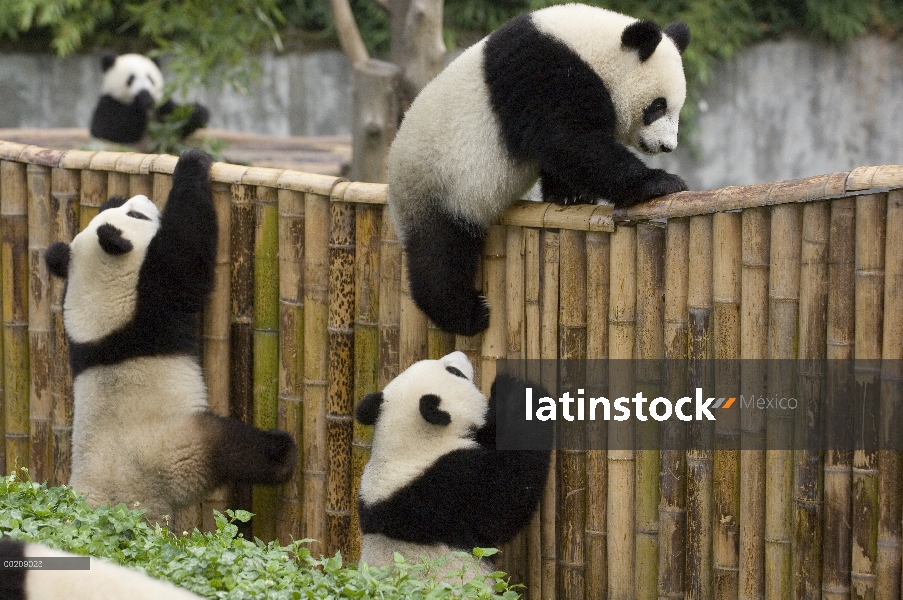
[200,412,297,485]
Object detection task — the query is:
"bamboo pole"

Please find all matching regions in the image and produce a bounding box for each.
[877,190,903,600]
[2,160,29,476]
[107,171,130,200]
[49,167,78,487]
[540,229,559,600]
[765,203,802,600]
[203,181,232,532]
[524,226,542,600]
[712,211,741,600]
[129,173,153,200]
[634,222,664,600]
[608,224,635,600]
[687,214,714,600]
[660,218,689,600]
[377,212,400,389]
[851,193,885,600]
[822,196,855,600]
[349,203,381,562]
[326,199,355,556]
[26,164,52,483]
[558,228,587,600]
[79,170,106,228]
[399,253,427,370]
[739,207,769,600]
[303,190,330,556]
[794,200,829,600]
[585,230,610,600]
[481,225,506,396]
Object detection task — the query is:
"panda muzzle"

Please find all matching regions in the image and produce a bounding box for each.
[134,89,155,110]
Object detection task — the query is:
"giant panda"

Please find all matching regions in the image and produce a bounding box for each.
[0,539,203,600]
[89,53,210,145]
[388,3,691,336]
[44,150,295,523]
[355,351,552,574]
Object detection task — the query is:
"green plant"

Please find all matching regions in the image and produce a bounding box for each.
[0,469,520,599]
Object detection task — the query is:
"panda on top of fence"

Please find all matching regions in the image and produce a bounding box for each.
[89,53,210,145]
[387,3,691,337]
[43,149,296,524]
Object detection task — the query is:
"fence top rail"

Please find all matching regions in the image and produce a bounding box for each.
[2,139,901,230]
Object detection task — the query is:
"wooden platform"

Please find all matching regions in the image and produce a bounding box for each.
[0,128,351,176]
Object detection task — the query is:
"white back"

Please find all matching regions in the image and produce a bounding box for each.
[102,53,165,104]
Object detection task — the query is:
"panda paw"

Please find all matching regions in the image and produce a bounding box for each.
[640,170,687,202]
[262,429,297,483]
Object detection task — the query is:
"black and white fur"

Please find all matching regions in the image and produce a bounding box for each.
[44,150,295,523]
[89,53,209,145]
[0,539,203,600]
[356,351,552,573]
[388,3,691,336]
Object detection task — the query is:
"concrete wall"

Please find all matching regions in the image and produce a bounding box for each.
[1,34,901,189]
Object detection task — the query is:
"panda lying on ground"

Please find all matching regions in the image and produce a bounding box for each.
[356,351,553,574]
[89,53,209,145]
[0,539,202,600]
[44,150,295,523]
[387,3,691,336]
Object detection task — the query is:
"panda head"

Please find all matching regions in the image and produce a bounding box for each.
[45,194,161,343]
[533,5,690,155]
[356,351,487,499]
[100,53,165,109]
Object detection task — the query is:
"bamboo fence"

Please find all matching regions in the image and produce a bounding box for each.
[2,139,903,600]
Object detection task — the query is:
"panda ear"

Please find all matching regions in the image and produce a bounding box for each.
[99,196,128,212]
[663,22,690,54]
[45,242,71,279]
[356,392,384,426]
[100,53,117,73]
[621,20,663,62]
[97,223,133,255]
[419,394,451,426]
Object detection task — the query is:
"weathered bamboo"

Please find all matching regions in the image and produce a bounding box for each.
[608,224,635,600]
[765,203,802,600]
[326,199,355,556]
[660,218,689,600]
[107,171,130,200]
[851,193,885,600]
[399,253,427,370]
[303,190,330,555]
[687,214,714,600]
[584,230,610,600]
[739,207,769,600]
[349,203,380,561]
[540,229,559,600]
[711,211,741,600]
[26,164,52,483]
[78,170,106,228]
[794,200,830,600]
[822,196,855,600]
[377,211,400,389]
[877,190,903,600]
[2,160,29,475]
[129,173,153,200]
[481,225,507,396]
[48,167,78,487]
[634,222,664,600]
[523,226,542,600]
[558,228,587,600]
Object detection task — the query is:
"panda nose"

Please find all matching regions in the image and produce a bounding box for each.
[661,144,673,153]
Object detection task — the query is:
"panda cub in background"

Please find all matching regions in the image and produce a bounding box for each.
[0,539,202,600]
[388,3,691,336]
[356,351,552,574]
[89,53,210,145]
[44,150,295,523]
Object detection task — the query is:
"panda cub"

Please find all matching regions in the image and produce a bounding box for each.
[44,150,295,523]
[0,539,202,600]
[89,53,210,145]
[388,3,691,336]
[356,351,552,573]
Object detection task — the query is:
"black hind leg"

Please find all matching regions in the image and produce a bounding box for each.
[199,412,296,485]
[403,211,490,336]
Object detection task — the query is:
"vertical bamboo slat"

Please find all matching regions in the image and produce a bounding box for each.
[524,227,543,600]
[712,211,741,600]
[26,164,52,483]
[48,168,78,487]
[765,204,802,600]
[78,170,106,228]
[634,222,664,600]
[303,191,330,555]
[326,200,355,556]
[377,212,400,389]
[540,229,559,600]
[823,197,855,600]
[2,161,29,475]
[608,225,635,600]
[739,207,769,600]
[399,252,427,369]
[481,225,506,396]
[660,218,689,600]
[851,193,885,600]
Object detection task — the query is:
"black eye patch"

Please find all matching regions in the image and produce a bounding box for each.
[643,97,668,125]
[420,394,452,426]
[126,74,135,86]
[446,366,467,379]
[127,210,150,221]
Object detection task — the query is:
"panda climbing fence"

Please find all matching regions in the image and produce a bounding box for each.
[1,139,903,600]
